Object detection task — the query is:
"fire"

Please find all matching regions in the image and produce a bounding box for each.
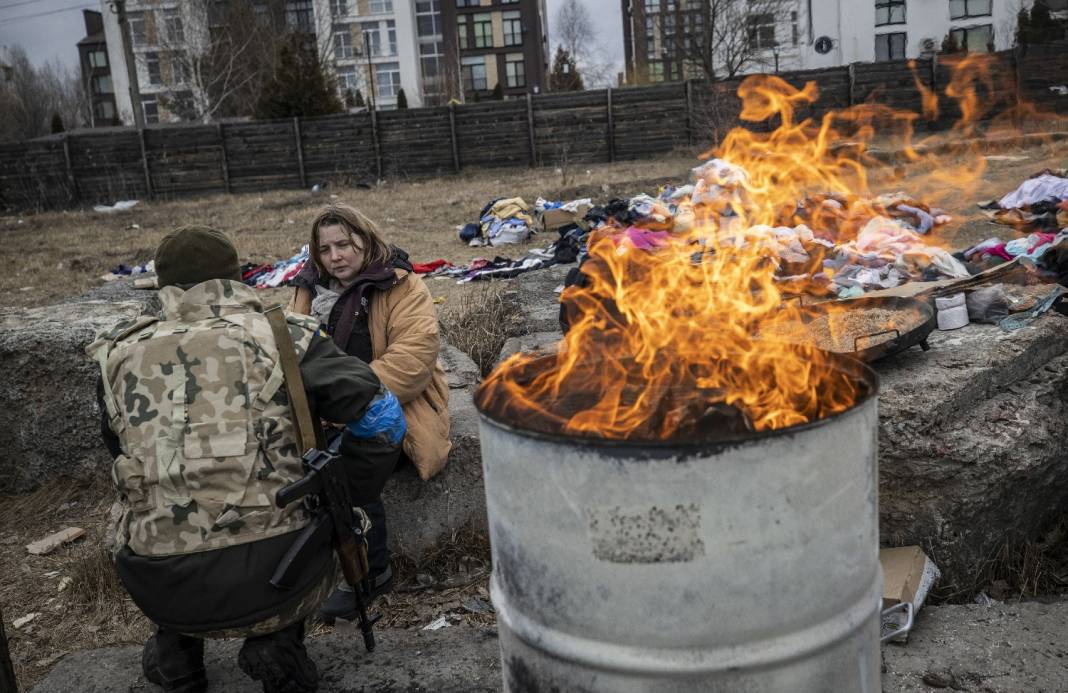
[476,60,1017,441]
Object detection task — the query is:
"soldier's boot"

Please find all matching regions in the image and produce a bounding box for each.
[238,620,319,693]
[142,628,208,693]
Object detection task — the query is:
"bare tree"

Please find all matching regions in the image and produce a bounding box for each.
[0,47,87,142]
[635,0,793,83]
[553,0,614,88]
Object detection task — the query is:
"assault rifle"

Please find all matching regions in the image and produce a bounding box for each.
[272,438,380,652]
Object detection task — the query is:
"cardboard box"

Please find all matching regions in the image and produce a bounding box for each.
[539,204,592,234]
[880,545,941,643]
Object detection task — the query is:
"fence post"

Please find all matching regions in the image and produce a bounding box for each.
[369,108,383,181]
[138,128,153,198]
[61,134,78,202]
[293,116,307,189]
[526,92,536,167]
[606,86,615,163]
[685,79,694,146]
[448,103,460,173]
[1011,46,1023,129]
[847,63,856,107]
[217,122,231,194]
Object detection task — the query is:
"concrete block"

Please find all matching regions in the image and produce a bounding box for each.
[0,287,488,561]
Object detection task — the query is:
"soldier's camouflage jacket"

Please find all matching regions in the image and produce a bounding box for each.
[86,279,378,558]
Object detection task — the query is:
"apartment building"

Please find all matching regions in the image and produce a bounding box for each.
[441,0,549,100]
[78,10,120,126]
[623,0,1049,85]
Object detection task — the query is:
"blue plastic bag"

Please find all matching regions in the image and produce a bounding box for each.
[348,390,406,446]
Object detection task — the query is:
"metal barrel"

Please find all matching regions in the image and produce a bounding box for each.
[477,361,881,692]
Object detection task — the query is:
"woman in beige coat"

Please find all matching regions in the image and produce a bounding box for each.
[290,203,450,618]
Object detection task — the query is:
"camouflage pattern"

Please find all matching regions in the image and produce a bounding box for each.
[86,279,321,557]
[196,559,339,639]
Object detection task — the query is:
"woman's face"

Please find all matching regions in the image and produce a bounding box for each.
[317,223,365,285]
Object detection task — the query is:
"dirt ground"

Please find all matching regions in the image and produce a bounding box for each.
[2,134,1067,691]
[1,135,1066,311]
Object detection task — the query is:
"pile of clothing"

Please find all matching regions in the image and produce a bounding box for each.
[426,256,555,282]
[963,231,1068,265]
[240,246,308,288]
[463,198,536,247]
[981,170,1068,232]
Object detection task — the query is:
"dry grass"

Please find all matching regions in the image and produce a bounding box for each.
[0,477,152,692]
[439,284,526,375]
[934,517,1068,604]
[0,152,704,310]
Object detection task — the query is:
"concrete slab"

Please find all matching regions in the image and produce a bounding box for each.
[0,286,487,559]
[31,625,502,693]
[882,598,1068,692]
[30,599,1068,692]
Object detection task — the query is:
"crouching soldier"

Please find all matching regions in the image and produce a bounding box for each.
[87,227,404,693]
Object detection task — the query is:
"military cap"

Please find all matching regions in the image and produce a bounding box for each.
[155,226,242,288]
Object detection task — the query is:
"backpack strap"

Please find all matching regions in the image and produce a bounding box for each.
[264,306,320,455]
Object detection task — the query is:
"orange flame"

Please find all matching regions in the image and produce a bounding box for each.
[476,58,1035,441]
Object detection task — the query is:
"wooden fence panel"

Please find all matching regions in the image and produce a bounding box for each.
[454,101,528,169]
[533,90,610,166]
[377,107,454,178]
[1018,41,1068,115]
[613,83,689,160]
[68,130,147,202]
[223,120,301,193]
[144,125,225,196]
[0,140,70,209]
[300,113,377,185]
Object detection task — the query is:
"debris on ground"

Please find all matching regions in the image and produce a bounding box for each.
[26,528,85,556]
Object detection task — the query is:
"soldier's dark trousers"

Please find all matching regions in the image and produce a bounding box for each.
[142,628,206,693]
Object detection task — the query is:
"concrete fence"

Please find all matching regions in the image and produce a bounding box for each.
[2,42,1066,211]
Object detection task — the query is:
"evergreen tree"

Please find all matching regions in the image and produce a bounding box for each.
[396,88,408,109]
[254,35,343,119]
[549,47,584,91]
[354,88,366,107]
[50,112,65,134]
[1016,6,1032,47]
[491,82,504,100]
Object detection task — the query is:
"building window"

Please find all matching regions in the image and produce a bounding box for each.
[746,13,776,50]
[387,20,397,55]
[457,0,480,7]
[337,64,359,91]
[375,61,401,97]
[950,24,993,52]
[791,10,799,45]
[461,55,486,90]
[286,0,314,32]
[416,1,442,36]
[145,52,162,85]
[473,13,492,48]
[949,0,992,20]
[88,49,107,68]
[875,31,906,60]
[94,99,116,122]
[128,11,146,46]
[163,8,184,43]
[644,0,657,13]
[456,16,469,48]
[335,29,354,58]
[875,0,905,26]
[172,57,187,84]
[142,96,159,123]
[369,0,393,13]
[91,75,113,94]
[648,60,664,81]
[332,0,349,16]
[420,41,444,79]
[505,52,525,88]
[501,0,518,4]
[362,23,382,56]
[503,10,522,46]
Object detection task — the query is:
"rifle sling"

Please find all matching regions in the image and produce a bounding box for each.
[264,306,319,455]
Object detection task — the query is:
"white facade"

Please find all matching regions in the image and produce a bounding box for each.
[313,0,427,109]
[760,0,1035,73]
